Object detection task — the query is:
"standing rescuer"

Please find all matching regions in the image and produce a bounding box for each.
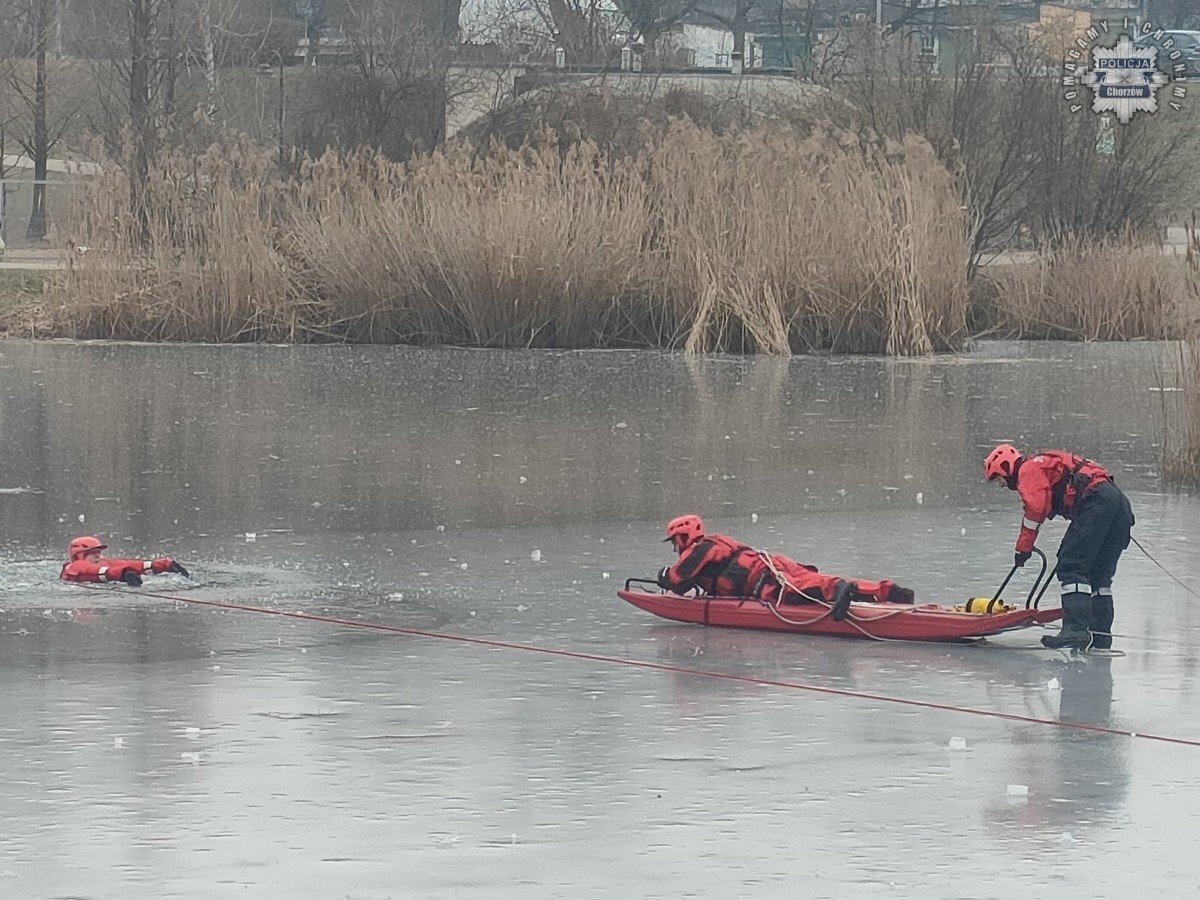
[984,445,1134,651]
[60,536,190,586]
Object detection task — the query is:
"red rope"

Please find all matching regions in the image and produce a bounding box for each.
[101,585,1200,750]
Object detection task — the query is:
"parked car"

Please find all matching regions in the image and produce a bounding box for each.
[1133,30,1200,80]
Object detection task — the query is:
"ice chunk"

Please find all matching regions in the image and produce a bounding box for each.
[435,524,446,532]
[516,604,528,612]
[519,476,527,484]
[210,665,221,672]
[530,549,542,563]
[948,736,968,751]
[1059,832,1076,844]
[113,737,125,748]
[78,514,86,523]
[185,726,201,737]
[459,562,468,571]
[245,532,257,543]
[1048,678,1061,691]
[1006,784,1029,797]
[751,513,759,523]
[916,492,924,505]
[180,752,202,764]
[602,572,610,579]
[960,528,967,536]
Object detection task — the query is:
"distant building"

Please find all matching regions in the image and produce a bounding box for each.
[286,34,354,67]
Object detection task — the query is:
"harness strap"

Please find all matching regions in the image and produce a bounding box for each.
[1052,455,1103,517]
[749,568,774,598]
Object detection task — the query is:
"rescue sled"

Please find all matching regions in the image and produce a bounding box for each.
[619,550,1062,643]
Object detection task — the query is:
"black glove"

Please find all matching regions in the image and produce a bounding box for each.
[120,569,144,587]
[168,561,191,578]
[1014,551,1031,568]
[656,566,672,590]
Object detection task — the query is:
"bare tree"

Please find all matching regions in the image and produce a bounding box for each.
[290,0,462,159]
[24,0,51,238]
[1147,0,1200,29]
[6,0,74,239]
[127,0,157,235]
[828,23,1191,266]
[611,0,699,48]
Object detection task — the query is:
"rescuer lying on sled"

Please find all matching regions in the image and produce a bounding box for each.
[656,515,915,622]
[60,535,190,587]
[984,444,1134,651]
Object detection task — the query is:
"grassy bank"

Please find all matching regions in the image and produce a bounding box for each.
[1162,228,1200,485]
[974,239,1191,342]
[1163,339,1200,485]
[0,271,51,337]
[46,126,970,354]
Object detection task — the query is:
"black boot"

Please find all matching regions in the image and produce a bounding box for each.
[1089,592,1114,651]
[1042,591,1093,650]
[829,580,853,622]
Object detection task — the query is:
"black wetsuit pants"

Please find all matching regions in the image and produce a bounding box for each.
[1057,480,1135,591]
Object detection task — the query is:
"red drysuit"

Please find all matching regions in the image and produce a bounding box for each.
[657,533,905,604]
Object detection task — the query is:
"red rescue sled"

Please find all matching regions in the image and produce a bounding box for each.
[618,589,1061,641]
[618,550,1063,642]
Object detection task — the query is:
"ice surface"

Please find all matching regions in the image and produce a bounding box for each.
[0,340,1197,898]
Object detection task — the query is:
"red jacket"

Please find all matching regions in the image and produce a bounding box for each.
[60,556,177,584]
[658,533,776,597]
[1013,451,1111,552]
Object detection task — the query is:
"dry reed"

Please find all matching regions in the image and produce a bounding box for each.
[1162,224,1200,485]
[1162,338,1200,484]
[982,237,1186,341]
[49,126,970,352]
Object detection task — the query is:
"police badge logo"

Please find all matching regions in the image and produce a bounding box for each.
[1064,19,1188,124]
[1085,35,1168,123]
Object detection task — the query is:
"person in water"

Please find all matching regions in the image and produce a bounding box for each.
[60,535,190,586]
[656,515,915,621]
[983,444,1134,651]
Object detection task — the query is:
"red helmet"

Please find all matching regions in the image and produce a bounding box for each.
[68,535,107,562]
[664,514,705,552]
[984,444,1022,482]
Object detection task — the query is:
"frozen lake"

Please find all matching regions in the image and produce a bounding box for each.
[1,341,1197,898]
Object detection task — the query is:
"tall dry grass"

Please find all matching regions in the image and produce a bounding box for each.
[1162,226,1200,485]
[651,126,966,354]
[50,125,970,352]
[1162,339,1200,484]
[56,135,301,341]
[981,237,1186,341]
[286,140,656,346]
